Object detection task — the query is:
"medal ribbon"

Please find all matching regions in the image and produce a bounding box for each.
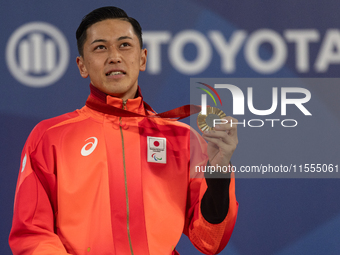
[85,96,201,121]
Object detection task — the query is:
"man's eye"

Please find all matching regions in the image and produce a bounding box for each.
[95,45,106,50]
[120,42,130,48]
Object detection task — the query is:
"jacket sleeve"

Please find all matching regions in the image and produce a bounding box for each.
[183,129,238,255]
[9,128,71,255]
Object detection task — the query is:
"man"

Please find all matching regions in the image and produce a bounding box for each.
[9,6,238,255]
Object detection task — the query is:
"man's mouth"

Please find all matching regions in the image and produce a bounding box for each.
[106,71,126,76]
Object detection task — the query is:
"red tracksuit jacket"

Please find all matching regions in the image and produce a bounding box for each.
[9,85,238,255]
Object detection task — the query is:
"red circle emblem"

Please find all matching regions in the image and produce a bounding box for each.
[153,141,160,147]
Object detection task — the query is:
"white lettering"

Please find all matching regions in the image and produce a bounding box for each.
[284,29,319,72]
[281,119,298,127]
[142,29,340,75]
[248,119,264,127]
[215,84,245,115]
[245,29,287,74]
[265,119,280,127]
[315,29,340,72]
[213,118,228,127]
[208,30,247,73]
[201,94,207,115]
[281,87,312,115]
[143,31,171,74]
[168,30,212,75]
[231,119,246,127]
[248,87,278,115]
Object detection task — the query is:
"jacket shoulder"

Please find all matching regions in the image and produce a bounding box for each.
[34,110,81,132]
[25,110,83,150]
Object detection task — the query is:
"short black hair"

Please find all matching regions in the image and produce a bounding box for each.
[76,6,143,56]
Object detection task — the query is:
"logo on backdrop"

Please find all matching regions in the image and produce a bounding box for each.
[143,29,340,75]
[6,22,70,88]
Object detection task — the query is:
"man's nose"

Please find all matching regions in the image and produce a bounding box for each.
[107,47,121,64]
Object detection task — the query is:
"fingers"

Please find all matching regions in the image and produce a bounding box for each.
[214,116,238,136]
[202,116,239,166]
[203,130,230,145]
[202,116,238,144]
[202,135,230,151]
[203,133,237,152]
[203,116,238,139]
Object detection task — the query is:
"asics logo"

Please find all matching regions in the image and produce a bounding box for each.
[81,137,98,156]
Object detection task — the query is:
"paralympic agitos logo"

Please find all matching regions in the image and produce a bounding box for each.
[196,81,312,128]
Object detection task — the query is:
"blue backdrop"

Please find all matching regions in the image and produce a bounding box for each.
[1,0,340,254]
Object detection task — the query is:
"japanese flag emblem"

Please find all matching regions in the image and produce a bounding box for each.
[147,136,166,164]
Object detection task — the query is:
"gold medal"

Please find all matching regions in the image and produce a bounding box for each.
[197,107,227,132]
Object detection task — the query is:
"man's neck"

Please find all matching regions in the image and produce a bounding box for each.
[89,84,141,103]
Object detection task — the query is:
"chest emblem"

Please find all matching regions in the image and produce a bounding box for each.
[81,137,98,156]
[147,136,166,164]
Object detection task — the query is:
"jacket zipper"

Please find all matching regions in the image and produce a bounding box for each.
[119,100,134,255]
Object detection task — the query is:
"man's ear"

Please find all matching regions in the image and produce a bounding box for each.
[76,56,89,78]
[139,48,147,72]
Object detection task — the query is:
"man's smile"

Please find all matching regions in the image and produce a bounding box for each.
[105,70,126,76]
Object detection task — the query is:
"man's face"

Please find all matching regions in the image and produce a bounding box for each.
[76,19,147,100]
